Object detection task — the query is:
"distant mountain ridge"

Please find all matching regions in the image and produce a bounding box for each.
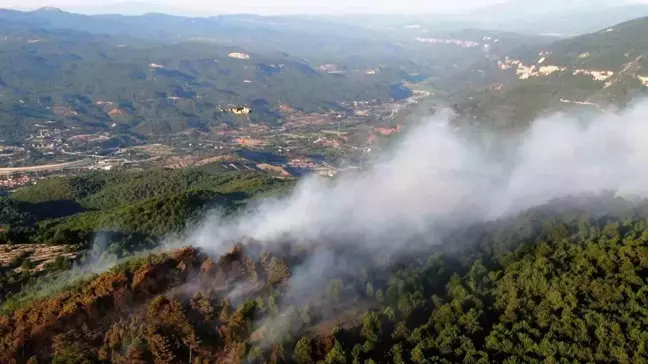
[451,15,648,129]
[63,2,205,17]
[3,3,648,41]
[0,8,381,43]
[456,0,648,35]
[467,0,629,20]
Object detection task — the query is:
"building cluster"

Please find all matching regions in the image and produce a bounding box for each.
[219,106,252,115]
[0,175,32,189]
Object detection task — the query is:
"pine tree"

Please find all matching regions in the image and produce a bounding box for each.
[325,340,346,364]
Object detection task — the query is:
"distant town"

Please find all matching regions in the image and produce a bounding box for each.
[0,88,435,192]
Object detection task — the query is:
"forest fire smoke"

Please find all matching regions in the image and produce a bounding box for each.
[188,101,648,256]
[174,102,648,346]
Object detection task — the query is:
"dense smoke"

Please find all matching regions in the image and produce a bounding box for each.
[176,100,648,344]
[188,111,493,255]
[491,107,648,215]
[188,101,648,256]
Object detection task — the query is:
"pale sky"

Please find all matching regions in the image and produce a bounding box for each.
[0,0,646,15]
[0,0,514,15]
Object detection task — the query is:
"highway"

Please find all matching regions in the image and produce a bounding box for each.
[0,159,93,175]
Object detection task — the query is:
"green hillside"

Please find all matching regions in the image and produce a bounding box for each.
[520,16,648,69]
[450,17,648,130]
[3,169,293,245]
[0,194,646,363]
[0,168,294,316]
[0,19,412,141]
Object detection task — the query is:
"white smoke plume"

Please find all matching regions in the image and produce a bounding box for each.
[171,100,648,346]
[187,101,648,256]
[491,108,648,215]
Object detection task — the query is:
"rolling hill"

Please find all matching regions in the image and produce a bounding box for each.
[0,8,566,142]
[0,17,415,141]
[2,168,293,243]
[0,8,443,63]
[450,16,648,130]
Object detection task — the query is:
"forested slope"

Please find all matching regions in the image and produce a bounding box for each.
[2,169,293,245]
[451,17,648,130]
[0,17,411,141]
[0,194,646,363]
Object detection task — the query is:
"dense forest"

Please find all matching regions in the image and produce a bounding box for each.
[0,192,647,363]
[0,168,295,313]
[1,168,293,245]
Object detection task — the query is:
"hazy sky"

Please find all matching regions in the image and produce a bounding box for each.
[1,0,647,15]
[0,0,514,15]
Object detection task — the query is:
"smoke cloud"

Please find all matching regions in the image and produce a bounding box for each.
[188,101,648,257]
[175,99,648,344]
[491,107,648,215]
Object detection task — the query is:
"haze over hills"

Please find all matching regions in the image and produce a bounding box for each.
[0,12,424,142]
[63,1,207,17]
[0,6,559,143]
[2,4,648,140]
[5,1,648,37]
[1,5,648,138]
[464,0,634,24]
[377,0,648,36]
